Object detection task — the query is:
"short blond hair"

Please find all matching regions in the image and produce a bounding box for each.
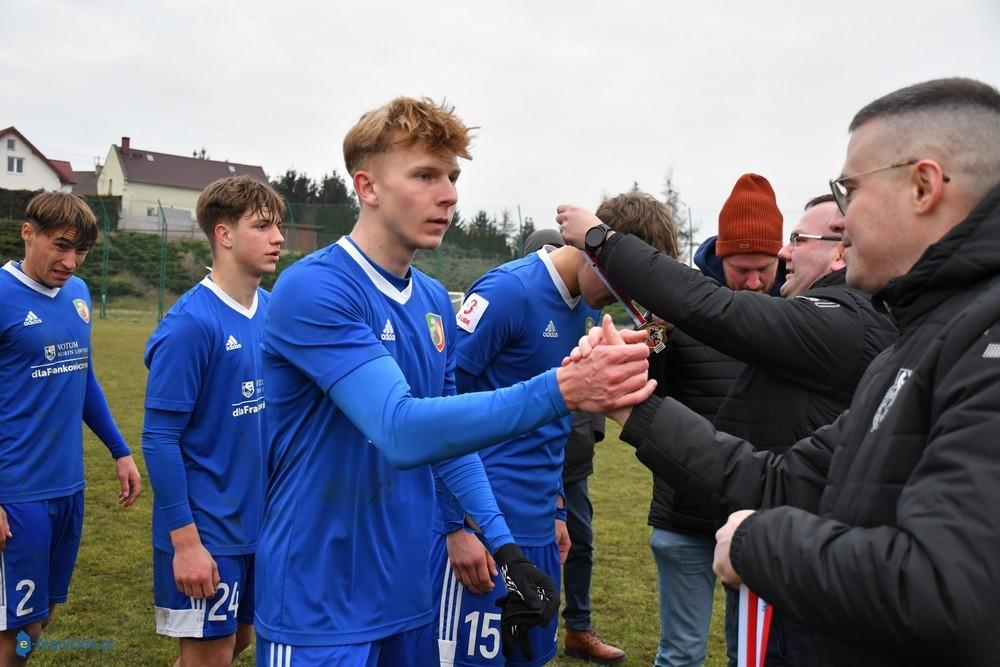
[343,97,474,175]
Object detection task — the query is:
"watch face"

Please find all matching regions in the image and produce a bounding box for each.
[585,225,606,250]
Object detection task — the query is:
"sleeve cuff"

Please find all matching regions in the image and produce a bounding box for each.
[728,511,763,576]
[595,231,625,267]
[620,395,663,447]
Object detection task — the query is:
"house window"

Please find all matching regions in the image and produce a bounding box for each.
[6,138,14,150]
[7,157,24,173]
[147,207,157,217]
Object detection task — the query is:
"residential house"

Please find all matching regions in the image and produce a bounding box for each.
[95,137,318,252]
[0,127,76,193]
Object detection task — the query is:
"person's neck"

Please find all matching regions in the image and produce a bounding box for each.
[548,245,583,297]
[209,255,260,308]
[350,212,415,278]
[18,258,53,288]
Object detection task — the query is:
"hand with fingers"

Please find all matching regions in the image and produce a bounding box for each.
[555,205,604,249]
[555,519,571,565]
[492,543,559,660]
[170,525,220,599]
[447,529,497,595]
[0,505,11,552]
[114,454,142,506]
[555,314,656,414]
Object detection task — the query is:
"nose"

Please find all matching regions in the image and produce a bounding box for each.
[439,179,458,208]
[829,215,845,235]
[272,225,285,245]
[778,242,793,262]
[745,274,762,291]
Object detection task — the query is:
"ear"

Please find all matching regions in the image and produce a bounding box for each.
[20,222,34,244]
[911,159,947,214]
[214,221,234,249]
[354,169,378,208]
[830,243,847,272]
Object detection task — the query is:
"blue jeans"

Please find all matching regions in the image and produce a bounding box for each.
[650,528,716,667]
[561,478,593,630]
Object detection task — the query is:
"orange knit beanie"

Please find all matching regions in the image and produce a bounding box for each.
[716,173,783,257]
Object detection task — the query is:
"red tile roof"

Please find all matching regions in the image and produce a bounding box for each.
[114,144,268,190]
[49,160,77,185]
[0,126,76,185]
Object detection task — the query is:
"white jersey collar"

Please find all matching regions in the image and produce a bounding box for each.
[536,248,580,309]
[200,275,258,319]
[336,237,413,305]
[3,260,61,298]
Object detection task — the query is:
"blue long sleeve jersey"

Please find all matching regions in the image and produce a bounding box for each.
[440,249,600,545]
[142,277,270,554]
[0,261,129,505]
[253,237,569,646]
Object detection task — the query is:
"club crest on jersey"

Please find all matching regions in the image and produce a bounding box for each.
[456,292,489,333]
[72,298,90,323]
[44,345,56,361]
[427,313,445,352]
[242,381,255,398]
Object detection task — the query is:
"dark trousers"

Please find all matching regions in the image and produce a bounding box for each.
[561,478,593,630]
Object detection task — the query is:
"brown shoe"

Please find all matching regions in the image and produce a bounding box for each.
[564,628,626,664]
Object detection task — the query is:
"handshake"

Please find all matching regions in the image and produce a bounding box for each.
[555,313,656,420]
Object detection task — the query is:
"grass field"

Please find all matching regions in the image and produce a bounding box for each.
[27,318,728,666]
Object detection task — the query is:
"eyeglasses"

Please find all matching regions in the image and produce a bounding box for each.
[829,159,950,215]
[789,232,843,248]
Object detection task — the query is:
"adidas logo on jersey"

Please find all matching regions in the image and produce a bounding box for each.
[380,319,396,342]
[543,321,559,338]
[225,335,242,351]
[23,311,42,326]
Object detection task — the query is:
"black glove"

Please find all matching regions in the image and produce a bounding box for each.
[492,543,559,660]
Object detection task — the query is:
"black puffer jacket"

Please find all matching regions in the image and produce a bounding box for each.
[597,234,895,460]
[646,237,748,536]
[621,182,1000,665]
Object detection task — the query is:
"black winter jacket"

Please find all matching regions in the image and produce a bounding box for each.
[596,232,894,459]
[620,182,1000,665]
[646,238,747,536]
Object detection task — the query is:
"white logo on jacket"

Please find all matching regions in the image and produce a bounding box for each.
[23,311,42,326]
[543,320,559,338]
[871,368,912,431]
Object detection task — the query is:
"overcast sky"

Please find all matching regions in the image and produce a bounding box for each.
[3,0,998,241]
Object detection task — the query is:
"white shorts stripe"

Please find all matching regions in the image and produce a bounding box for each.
[438,559,452,639]
[1,551,6,608]
[269,641,274,667]
[285,644,292,667]
[452,578,464,642]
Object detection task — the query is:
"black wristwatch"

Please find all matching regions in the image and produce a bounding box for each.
[584,223,612,258]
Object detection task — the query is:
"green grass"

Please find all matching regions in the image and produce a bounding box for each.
[30,318,727,666]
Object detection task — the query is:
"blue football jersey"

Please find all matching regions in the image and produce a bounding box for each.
[0,261,95,504]
[255,237,458,646]
[451,249,599,545]
[144,277,270,555]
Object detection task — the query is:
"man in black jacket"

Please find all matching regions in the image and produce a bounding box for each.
[579,78,1000,666]
[646,174,784,667]
[559,184,895,665]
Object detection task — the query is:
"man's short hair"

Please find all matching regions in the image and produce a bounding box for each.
[25,192,98,250]
[343,97,474,176]
[849,78,1000,200]
[804,193,836,211]
[196,175,285,242]
[595,191,681,259]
